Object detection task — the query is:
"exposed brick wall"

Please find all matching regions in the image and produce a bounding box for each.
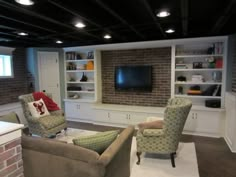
[0,138,24,177]
[101,47,171,107]
[0,48,29,105]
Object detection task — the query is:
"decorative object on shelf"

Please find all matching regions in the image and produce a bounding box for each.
[175,64,186,69]
[205,99,221,108]
[187,85,202,95]
[191,75,204,82]
[87,88,94,91]
[202,85,221,96]
[66,52,76,60]
[177,76,186,82]
[76,53,82,60]
[86,61,94,70]
[67,86,82,91]
[207,45,215,54]
[212,71,222,82]
[67,62,76,70]
[193,62,203,69]
[80,72,88,82]
[205,57,215,68]
[69,94,80,99]
[178,86,183,94]
[76,64,85,70]
[69,77,76,82]
[215,58,223,68]
[87,51,94,59]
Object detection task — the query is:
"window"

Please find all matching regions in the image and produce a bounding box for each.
[0,54,13,78]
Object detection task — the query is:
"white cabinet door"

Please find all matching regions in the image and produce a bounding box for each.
[95,110,110,123]
[65,102,78,118]
[109,111,129,125]
[65,102,94,122]
[184,110,223,136]
[129,112,148,126]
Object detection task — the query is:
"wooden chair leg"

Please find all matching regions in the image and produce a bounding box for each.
[170,152,176,168]
[136,151,142,165]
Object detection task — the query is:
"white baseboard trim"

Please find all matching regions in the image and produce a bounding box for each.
[182,131,221,138]
[224,136,236,153]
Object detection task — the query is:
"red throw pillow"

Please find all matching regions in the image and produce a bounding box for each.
[33,92,60,111]
[138,120,163,132]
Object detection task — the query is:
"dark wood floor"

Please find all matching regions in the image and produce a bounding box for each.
[68,121,236,177]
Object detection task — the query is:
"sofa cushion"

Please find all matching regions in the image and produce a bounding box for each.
[28,98,50,118]
[38,115,66,130]
[0,112,20,124]
[73,130,119,154]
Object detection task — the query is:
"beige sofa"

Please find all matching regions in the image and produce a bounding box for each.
[22,126,135,177]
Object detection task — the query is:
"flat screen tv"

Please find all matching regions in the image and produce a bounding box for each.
[115,65,152,91]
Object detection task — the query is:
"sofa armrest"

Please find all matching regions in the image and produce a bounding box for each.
[22,135,99,163]
[142,129,164,137]
[98,126,135,166]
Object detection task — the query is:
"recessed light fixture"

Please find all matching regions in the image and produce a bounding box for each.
[17,32,28,36]
[157,10,170,17]
[104,34,112,39]
[15,0,34,5]
[56,40,63,44]
[75,22,86,28]
[165,29,175,33]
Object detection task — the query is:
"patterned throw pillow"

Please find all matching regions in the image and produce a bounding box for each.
[73,130,119,154]
[28,98,50,118]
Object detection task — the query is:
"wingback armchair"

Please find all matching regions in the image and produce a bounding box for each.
[19,93,67,137]
[136,98,192,167]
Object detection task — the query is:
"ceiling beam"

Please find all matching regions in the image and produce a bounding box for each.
[0,14,56,33]
[94,0,145,39]
[180,0,189,36]
[0,32,46,44]
[48,0,126,41]
[0,14,84,42]
[139,0,166,38]
[0,1,102,41]
[211,0,236,34]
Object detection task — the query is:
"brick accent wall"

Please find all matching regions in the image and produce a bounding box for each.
[101,47,171,107]
[0,48,29,105]
[0,138,24,177]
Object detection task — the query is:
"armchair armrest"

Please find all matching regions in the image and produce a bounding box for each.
[142,129,164,137]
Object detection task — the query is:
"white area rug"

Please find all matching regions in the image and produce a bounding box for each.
[55,128,199,177]
[130,139,200,177]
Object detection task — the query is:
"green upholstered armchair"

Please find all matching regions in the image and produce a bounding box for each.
[19,93,67,137]
[136,98,192,167]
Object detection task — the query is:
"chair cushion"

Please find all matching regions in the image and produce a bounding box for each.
[72,130,119,154]
[38,115,66,130]
[28,99,50,118]
[138,120,163,132]
[0,112,20,124]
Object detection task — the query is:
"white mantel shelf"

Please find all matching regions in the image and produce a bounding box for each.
[0,121,23,136]
[0,121,24,145]
[93,103,165,114]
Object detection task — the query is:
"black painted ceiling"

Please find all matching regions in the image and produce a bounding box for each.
[0,0,236,48]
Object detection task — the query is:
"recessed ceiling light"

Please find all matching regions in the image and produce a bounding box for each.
[165,29,175,33]
[75,22,86,28]
[17,32,28,36]
[104,34,112,39]
[15,0,34,5]
[56,40,63,44]
[157,11,170,17]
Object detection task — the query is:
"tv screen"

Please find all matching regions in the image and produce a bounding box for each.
[115,65,152,91]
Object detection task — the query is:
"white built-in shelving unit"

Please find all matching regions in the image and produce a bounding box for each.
[172,37,227,108]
